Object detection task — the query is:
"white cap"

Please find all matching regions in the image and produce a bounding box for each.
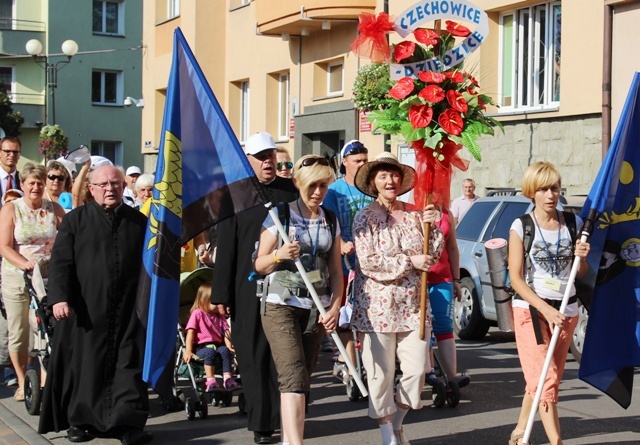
[55,157,77,177]
[126,166,142,176]
[244,132,277,156]
[90,156,114,170]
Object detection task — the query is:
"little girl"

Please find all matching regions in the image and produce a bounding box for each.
[183,282,237,391]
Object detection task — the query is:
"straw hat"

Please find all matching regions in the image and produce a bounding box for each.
[354,152,415,198]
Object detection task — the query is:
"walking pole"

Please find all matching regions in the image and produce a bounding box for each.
[522,220,594,445]
[266,204,369,397]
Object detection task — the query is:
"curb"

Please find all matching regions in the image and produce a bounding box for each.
[0,403,50,444]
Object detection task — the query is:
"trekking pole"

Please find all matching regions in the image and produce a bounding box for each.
[267,205,369,397]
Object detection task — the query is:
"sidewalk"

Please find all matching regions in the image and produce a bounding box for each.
[0,402,49,445]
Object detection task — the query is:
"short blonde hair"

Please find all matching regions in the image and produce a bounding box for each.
[522,161,562,199]
[293,155,335,197]
[20,163,47,183]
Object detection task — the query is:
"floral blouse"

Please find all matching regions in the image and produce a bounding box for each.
[352,204,443,333]
[4,198,57,273]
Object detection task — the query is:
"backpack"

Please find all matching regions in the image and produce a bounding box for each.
[514,211,577,344]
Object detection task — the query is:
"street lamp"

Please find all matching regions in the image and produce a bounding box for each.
[25,38,79,125]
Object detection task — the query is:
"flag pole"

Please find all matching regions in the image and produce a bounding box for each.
[420,193,432,340]
[522,212,596,444]
[265,204,369,397]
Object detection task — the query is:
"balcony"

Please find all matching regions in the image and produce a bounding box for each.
[255,0,375,36]
[0,18,45,56]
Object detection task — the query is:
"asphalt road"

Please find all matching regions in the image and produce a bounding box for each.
[2,328,640,444]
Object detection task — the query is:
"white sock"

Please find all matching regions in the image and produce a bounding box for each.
[392,406,409,430]
[380,422,397,445]
[281,442,291,445]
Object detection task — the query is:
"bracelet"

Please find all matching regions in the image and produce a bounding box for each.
[273,250,282,263]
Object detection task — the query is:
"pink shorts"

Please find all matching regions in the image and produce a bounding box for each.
[513,307,578,405]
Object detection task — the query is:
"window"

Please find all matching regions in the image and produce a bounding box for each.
[240,81,250,142]
[499,2,561,111]
[0,0,13,30]
[156,0,179,22]
[278,73,289,140]
[0,66,14,99]
[230,0,250,8]
[92,70,122,105]
[91,140,123,165]
[93,1,124,35]
[327,61,343,96]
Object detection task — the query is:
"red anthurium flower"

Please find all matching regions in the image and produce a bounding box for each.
[438,109,464,135]
[445,20,471,37]
[466,86,478,95]
[478,96,486,110]
[409,104,433,128]
[444,71,464,83]
[418,71,446,84]
[466,73,479,87]
[446,89,468,113]
[418,85,445,103]
[414,28,438,45]
[388,77,415,100]
[393,41,416,62]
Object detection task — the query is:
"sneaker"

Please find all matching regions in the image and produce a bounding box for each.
[224,377,238,390]
[320,337,334,353]
[332,361,348,383]
[426,373,440,387]
[455,374,471,389]
[5,374,17,387]
[205,380,219,392]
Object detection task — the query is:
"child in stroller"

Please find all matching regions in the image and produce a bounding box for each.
[183,282,238,392]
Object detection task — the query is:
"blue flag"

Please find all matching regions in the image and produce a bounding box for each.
[578,72,640,409]
[136,28,267,398]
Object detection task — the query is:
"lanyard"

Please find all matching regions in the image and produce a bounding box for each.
[531,210,561,277]
[295,200,320,258]
[345,180,368,213]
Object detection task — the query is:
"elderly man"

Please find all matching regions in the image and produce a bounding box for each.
[450,178,479,224]
[38,165,151,445]
[123,166,141,207]
[213,132,298,444]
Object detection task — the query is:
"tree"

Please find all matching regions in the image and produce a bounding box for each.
[0,84,24,137]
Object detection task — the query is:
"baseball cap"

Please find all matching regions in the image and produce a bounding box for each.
[90,156,114,170]
[244,132,277,156]
[54,157,77,177]
[339,140,368,174]
[126,166,142,176]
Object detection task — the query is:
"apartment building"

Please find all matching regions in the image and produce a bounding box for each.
[0,0,143,168]
[141,1,639,195]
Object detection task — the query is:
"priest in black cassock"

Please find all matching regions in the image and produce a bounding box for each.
[213,132,298,444]
[38,165,151,445]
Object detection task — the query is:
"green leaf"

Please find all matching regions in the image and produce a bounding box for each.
[461,132,482,161]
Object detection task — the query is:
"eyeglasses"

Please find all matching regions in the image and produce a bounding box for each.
[1,149,20,155]
[47,174,66,182]
[343,143,368,157]
[277,161,293,170]
[300,157,330,168]
[90,181,122,190]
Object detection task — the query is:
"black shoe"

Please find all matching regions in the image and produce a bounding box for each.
[121,429,153,445]
[67,426,91,443]
[455,374,471,389]
[253,431,273,444]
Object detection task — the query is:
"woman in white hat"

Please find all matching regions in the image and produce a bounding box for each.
[351,152,443,445]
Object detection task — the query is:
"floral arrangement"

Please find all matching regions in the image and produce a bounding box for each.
[38,124,69,160]
[351,12,502,207]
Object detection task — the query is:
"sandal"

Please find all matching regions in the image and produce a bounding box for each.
[508,429,530,445]
[224,377,238,390]
[14,387,24,401]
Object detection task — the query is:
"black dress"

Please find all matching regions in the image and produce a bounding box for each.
[212,175,298,433]
[38,201,149,435]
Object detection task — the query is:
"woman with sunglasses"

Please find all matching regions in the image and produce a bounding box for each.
[276,147,294,179]
[254,154,343,445]
[0,163,65,401]
[45,161,72,204]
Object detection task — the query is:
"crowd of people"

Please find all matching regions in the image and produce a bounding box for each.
[0,133,587,445]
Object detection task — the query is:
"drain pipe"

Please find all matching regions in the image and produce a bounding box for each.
[602,3,612,159]
[383,0,391,151]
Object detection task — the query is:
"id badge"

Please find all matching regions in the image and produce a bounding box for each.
[543,277,561,291]
[307,269,322,283]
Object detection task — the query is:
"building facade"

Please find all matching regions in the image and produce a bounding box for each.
[140,0,639,196]
[0,0,143,169]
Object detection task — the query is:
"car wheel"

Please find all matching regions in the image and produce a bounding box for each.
[454,277,490,340]
[570,302,588,363]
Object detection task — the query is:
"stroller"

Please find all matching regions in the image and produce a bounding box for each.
[23,263,55,415]
[173,267,244,420]
[426,332,460,408]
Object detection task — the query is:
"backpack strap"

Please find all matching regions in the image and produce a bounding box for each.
[275,202,290,248]
[320,205,336,241]
[563,211,577,247]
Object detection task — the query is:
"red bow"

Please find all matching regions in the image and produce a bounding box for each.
[350,13,395,63]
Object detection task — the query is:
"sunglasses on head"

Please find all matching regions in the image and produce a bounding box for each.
[47,174,66,182]
[344,144,368,157]
[277,161,293,170]
[300,157,330,168]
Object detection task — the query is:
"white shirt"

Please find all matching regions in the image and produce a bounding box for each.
[450,195,478,222]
